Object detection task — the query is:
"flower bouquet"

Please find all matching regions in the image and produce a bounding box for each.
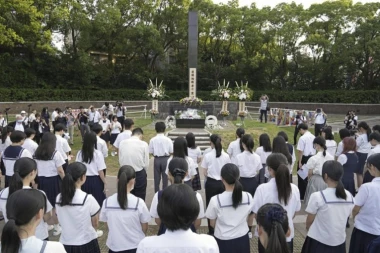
[212,79,232,101]
[180,97,203,107]
[233,81,253,101]
[220,110,230,117]
[149,109,159,116]
[147,78,166,100]
[238,111,248,117]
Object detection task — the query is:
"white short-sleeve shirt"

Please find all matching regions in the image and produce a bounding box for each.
[100,193,151,251]
[2,147,33,176]
[187,147,202,164]
[305,151,334,176]
[165,156,197,182]
[35,151,65,177]
[56,189,100,245]
[356,134,371,153]
[110,122,122,134]
[335,141,344,158]
[150,191,205,220]
[149,134,173,157]
[235,151,262,178]
[227,138,242,164]
[22,138,38,156]
[252,179,301,241]
[201,150,231,180]
[206,191,253,240]
[255,146,272,165]
[0,136,11,155]
[337,151,356,165]
[97,136,108,158]
[314,113,326,124]
[100,119,111,132]
[19,236,66,253]
[366,145,380,161]
[137,229,219,253]
[306,188,354,246]
[76,150,106,176]
[297,131,316,156]
[55,134,71,160]
[113,130,132,148]
[325,140,337,157]
[354,177,380,235]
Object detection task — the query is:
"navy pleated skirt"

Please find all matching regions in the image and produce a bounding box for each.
[342,175,356,196]
[64,239,100,253]
[192,168,202,191]
[110,133,118,145]
[349,228,378,253]
[356,152,368,174]
[109,249,136,253]
[215,233,250,253]
[4,175,12,188]
[81,175,105,206]
[239,177,258,197]
[38,176,61,207]
[302,236,345,253]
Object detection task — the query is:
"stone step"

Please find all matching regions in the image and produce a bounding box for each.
[167,131,210,136]
[168,136,210,141]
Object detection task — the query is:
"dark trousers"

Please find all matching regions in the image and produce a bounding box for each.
[294,126,299,145]
[259,238,293,253]
[205,177,225,235]
[131,169,147,201]
[298,155,312,200]
[315,123,324,136]
[109,249,136,253]
[153,156,169,193]
[260,110,267,123]
[80,124,89,141]
[117,117,124,129]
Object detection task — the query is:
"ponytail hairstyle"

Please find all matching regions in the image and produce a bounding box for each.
[117,165,136,209]
[236,128,245,152]
[173,137,188,159]
[60,162,87,206]
[221,163,242,209]
[257,203,290,253]
[9,158,37,195]
[168,157,189,184]
[1,189,47,253]
[358,121,371,140]
[210,134,222,158]
[241,134,254,153]
[322,160,347,200]
[259,133,272,152]
[313,136,327,157]
[266,154,291,205]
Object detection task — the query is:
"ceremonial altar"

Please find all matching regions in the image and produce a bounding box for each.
[175,108,206,128]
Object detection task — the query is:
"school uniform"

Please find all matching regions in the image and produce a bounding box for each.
[201,149,231,234]
[115,107,125,126]
[67,113,76,145]
[77,112,89,141]
[113,130,132,149]
[2,146,32,187]
[234,151,262,196]
[56,134,71,172]
[304,151,334,205]
[227,138,242,165]
[297,130,316,200]
[88,110,101,127]
[22,138,38,155]
[325,140,337,157]
[76,150,107,206]
[255,146,272,184]
[100,193,151,253]
[15,236,66,253]
[287,142,296,182]
[150,190,205,235]
[252,178,301,253]
[349,178,380,253]
[0,186,53,240]
[367,236,380,253]
[56,189,101,253]
[363,145,380,183]
[294,115,307,144]
[314,113,326,136]
[51,111,58,128]
[101,104,114,121]
[99,119,111,143]
[136,229,219,253]
[337,152,358,196]
[96,136,108,158]
[110,122,122,145]
[259,99,268,123]
[149,133,173,192]
[206,191,253,253]
[356,134,371,175]
[165,156,197,187]
[302,188,354,253]
[188,147,202,191]
[335,140,344,158]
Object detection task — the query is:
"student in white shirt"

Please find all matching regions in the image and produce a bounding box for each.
[76,131,107,207]
[151,158,205,235]
[259,95,269,123]
[113,118,134,152]
[54,123,71,172]
[88,106,101,125]
[2,131,33,187]
[256,204,291,253]
[56,162,102,252]
[22,128,38,155]
[335,128,350,159]
[313,108,327,136]
[206,163,254,253]
[101,102,114,120]
[373,125,380,134]
[149,122,173,192]
[277,131,297,182]
[321,127,337,157]
[256,133,272,184]
[99,113,111,147]
[272,136,293,177]
[302,161,354,253]
[100,165,150,253]
[186,132,202,191]
[0,126,12,156]
[51,108,59,129]
[304,137,334,205]
[165,137,197,188]
[0,189,66,253]
[92,124,109,160]
[227,128,245,164]
[349,153,380,253]
[363,132,380,183]
[110,115,122,149]
[296,123,316,200]
[137,184,218,253]
[252,153,301,253]
[0,112,7,127]
[355,122,372,188]
[0,158,53,241]
[200,134,231,235]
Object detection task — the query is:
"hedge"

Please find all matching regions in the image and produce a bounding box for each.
[0,89,379,104]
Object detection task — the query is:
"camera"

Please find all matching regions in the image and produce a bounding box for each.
[4,108,10,112]
[316,108,322,113]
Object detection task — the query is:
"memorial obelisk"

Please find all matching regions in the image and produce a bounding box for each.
[188,11,198,99]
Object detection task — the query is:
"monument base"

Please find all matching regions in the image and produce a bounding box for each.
[176,119,204,128]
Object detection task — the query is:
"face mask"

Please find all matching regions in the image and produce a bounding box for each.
[17,120,23,123]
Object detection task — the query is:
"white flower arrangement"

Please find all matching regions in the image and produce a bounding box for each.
[212,79,232,101]
[147,78,165,100]
[234,81,253,101]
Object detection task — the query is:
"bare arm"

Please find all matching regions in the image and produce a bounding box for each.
[91,213,99,229]
[194,219,201,230]
[352,205,361,220]
[306,214,316,230]
[99,170,106,185]
[155,218,161,226]
[298,150,303,168]
[209,219,216,228]
[57,166,65,179]
[141,223,148,234]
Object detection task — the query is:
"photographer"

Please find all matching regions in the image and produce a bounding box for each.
[76,106,89,141]
[115,101,125,128]
[0,112,7,127]
[344,110,358,130]
[88,105,101,129]
[101,102,114,121]
[66,107,76,145]
[314,108,327,136]
[259,95,269,123]
[55,108,68,126]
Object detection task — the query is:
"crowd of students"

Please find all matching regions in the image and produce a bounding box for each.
[0,105,379,253]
